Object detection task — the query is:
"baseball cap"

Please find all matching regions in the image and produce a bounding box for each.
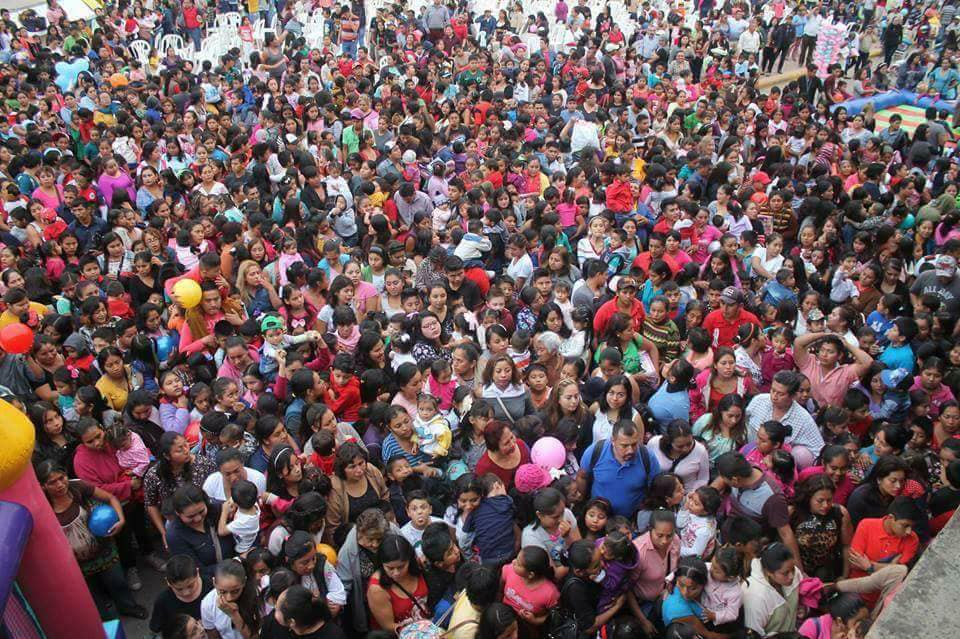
[514,464,552,494]
[806,308,825,322]
[260,315,285,332]
[935,254,957,277]
[720,286,745,305]
[402,150,417,163]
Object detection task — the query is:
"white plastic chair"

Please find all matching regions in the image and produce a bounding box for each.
[129,39,152,67]
[159,34,185,56]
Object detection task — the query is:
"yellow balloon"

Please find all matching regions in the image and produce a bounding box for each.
[316,543,338,565]
[173,278,203,309]
[0,398,35,492]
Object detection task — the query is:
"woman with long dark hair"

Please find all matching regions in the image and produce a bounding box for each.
[366,534,430,632]
[200,556,261,638]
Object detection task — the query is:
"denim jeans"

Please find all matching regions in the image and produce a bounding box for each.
[187,27,202,50]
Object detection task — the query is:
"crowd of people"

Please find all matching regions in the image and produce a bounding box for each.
[5,0,960,638]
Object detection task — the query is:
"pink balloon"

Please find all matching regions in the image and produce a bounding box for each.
[531,437,566,470]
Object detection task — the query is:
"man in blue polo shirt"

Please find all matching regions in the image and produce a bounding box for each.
[578,420,660,517]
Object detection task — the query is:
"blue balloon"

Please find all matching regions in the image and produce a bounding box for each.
[155,334,174,362]
[88,504,120,537]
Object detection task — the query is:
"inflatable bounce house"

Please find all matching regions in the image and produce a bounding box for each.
[831,89,956,118]
[0,398,122,639]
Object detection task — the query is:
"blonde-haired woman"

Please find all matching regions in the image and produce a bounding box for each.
[235,259,281,318]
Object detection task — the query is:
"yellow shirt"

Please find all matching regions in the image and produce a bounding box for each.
[0,302,48,329]
[95,368,133,412]
[447,593,480,639]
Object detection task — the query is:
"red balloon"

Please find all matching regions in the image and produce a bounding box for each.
[0,322,34,354]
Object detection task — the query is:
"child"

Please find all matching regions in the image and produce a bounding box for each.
[400,489,446,560]
[866,293,899,346]
[444,474,482,560]
[413,393,452,458]
[508,331,532,372]
[577,497,611,544]
[106,423,150,479]
[642,295,682,364]
[218,478,261,555]
[500,546,560,631]
[595,529,640,612]
[907,416,941,488]
[820,406,852,446]
[829,252,860,304]
[880,317,917,374]
[385,455,419,526]
[308,430,336,475]
[454,218,493,269]
[703,547,743,630]
[426,359,456,412]
[525,363,552,410]
[760,327,795,392]
[602,229,632,276]
[326,353,362,423]
[332,305,361,354]
[635,473,685,534]
[676,486,721,558]
[258,314,320,382]
[912,357,956,418]
[463,473,517,566]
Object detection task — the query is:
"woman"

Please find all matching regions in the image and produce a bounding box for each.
[31,401,75,471]
[95,346,142,412]
[688,347,755,422]
[143,431,217,548]
[380,268,405,317]
[30,335,65,402]
[235,259,280,319]
[390,363,423,421]
[797,444,855,506]
[733,322,766,389]
[270,584,346,639]
[412,311,452,366]
[165,484,236,580]
[588,375,645,445]
[477,603,519,639]
[268,491,329,556]
[179,282,233,356]
[475,420,531,490]
[480,354,537,423]
[692,393,748,466]
[542,378,595,447]
[381,404,439,475]
[646,420,710,491]
[628,510,680,637]
[424,283,454,334]
[325,442,391,544]
[128,251,163,309]
[847,455,908,526]
[791,474,853,582]
[37,460,145,619]
[335,508,400,635]
[532,331,565,386]
[367,535,430,631]
[72,418,141,580]
[452,342,481,391]
[344,260,381,316]
[742,543,803,636]
[200,557,260,639]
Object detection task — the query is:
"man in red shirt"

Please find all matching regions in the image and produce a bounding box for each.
[632,232,680,277]
[594,276,646,338]
[836,497,921,611]
[702,287,761,348]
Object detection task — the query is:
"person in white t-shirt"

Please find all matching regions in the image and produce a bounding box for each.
[218,479,262,555]
[203,448,267,502]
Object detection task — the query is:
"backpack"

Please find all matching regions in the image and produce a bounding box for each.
[583,439,652,497]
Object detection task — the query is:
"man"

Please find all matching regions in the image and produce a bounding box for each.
[702,287,761,349]
[67,190,108,252]
[738,18,761,56]
[423,0,451,42]
[799,8,822,65]
[794,332,874,407]
[632,232,680,276]
[202,448,267,503]
[444,255,483,311]
[715,451,802,570]
[394,182,433,230]
[746,371,823,468]
[797,63,823,105]
[910,254,960,314]
[571,259,609,310]
[577,420,659,518]
[836,497,920,611]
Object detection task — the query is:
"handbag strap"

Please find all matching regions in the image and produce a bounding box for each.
[209,523,224,563]
[494,396,516,424]
[392,577,431,619]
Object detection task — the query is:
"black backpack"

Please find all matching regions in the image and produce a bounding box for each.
[545,577,585,639]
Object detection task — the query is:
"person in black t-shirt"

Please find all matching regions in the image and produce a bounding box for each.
[149,555,212,636]
[260,584,348,639]
[562,540,627,638]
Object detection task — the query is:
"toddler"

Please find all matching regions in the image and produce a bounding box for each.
[218,479,261,555]
[426,359,456,412]
[463,473,517,566]
[309,430,336,475]
[759,327,795,392]
[106,424,150,479]
[595,529,640,612]
[385,456,420,526]
[507,331,532,372]
[258,314,320,382]
[703,547,743,628]
[413,393,452,457]
[453,218,493,269]
[676,486,721,558]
